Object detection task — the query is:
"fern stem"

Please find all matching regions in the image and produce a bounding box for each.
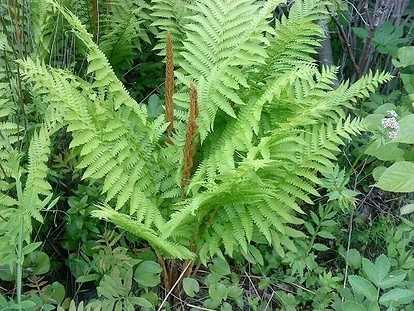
[89,0,99,42]
[156,250,170,296]
[164,32,175,142]
[15,177,24,309]
[16,219,23,308]
[181,82,199,190]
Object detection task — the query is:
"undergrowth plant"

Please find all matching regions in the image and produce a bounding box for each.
[365,46,414,196]
[18,0,392,271]
[0,2,61,308]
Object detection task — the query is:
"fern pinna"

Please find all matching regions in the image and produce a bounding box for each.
[19,0,391,263]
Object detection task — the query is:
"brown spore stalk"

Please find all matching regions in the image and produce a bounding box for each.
[181,82,198,190]
[164,32,175,143]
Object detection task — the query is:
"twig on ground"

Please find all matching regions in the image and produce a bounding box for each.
[158,261,192,311]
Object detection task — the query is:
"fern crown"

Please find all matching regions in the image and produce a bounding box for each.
[17,0,391,261]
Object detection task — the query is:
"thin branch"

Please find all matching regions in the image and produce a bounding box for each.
[245,271,260,298]
[330,11,361,77]
[157,261,192,311]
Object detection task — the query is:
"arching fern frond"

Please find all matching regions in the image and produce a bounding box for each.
[46,0,147,118]
[256,0,330,77]
[92,205,194,259]
[274,70,392,130]
[19,59,166,230]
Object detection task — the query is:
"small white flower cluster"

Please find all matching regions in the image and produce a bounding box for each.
[381,117,399,130]
[381,110,399,140]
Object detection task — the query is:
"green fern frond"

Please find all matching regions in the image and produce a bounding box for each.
[191,66,314,190]
[92,205,194,259]
[151,0,193,59]
[274,70,392,130]
[99,1,152,72]
[47,0,147,119]
[19,59,163,226]
[24,127,51,198]
[259,0,329,75]
[177,0,284,140]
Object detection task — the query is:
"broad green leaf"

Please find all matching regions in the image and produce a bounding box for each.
[43,282,66,305]
[22,242,42,255]
[365,141,404,162]
[346,249,362,269]
[76,274,100,283]
[221,302,232,311]
[134,261,162,287]
[405,145,414,161]
[129,297,153,308]
[341,302,366,311]
[373,166,386,182]
[396,114,414,144]
[380,271,407,289]
[146,95,163,119]
[374,103,396,114]
[0,265,15,281]
[364,114,384,131]
[349,275,378,302]
[183,277,200,297]
[367,301,380,311]
[140,291,159,307]
[379,288,414,306]
[401,74,414,94]
[362,258,380,286]
[374,255,391,284]
[317,230,335,239]
[210,257,231,276]
[313,243,329,251]
[377,161,414,193]
[401,203,414,215]
[392,46,414,68]
[24,251,50,275]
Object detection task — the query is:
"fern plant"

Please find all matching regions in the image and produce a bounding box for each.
[0,4,58,307]
[19,0,391,266]
[0,126,54,307]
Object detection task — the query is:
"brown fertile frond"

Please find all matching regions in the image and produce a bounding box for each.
[181,82,198,191]
[165,32,175,142]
